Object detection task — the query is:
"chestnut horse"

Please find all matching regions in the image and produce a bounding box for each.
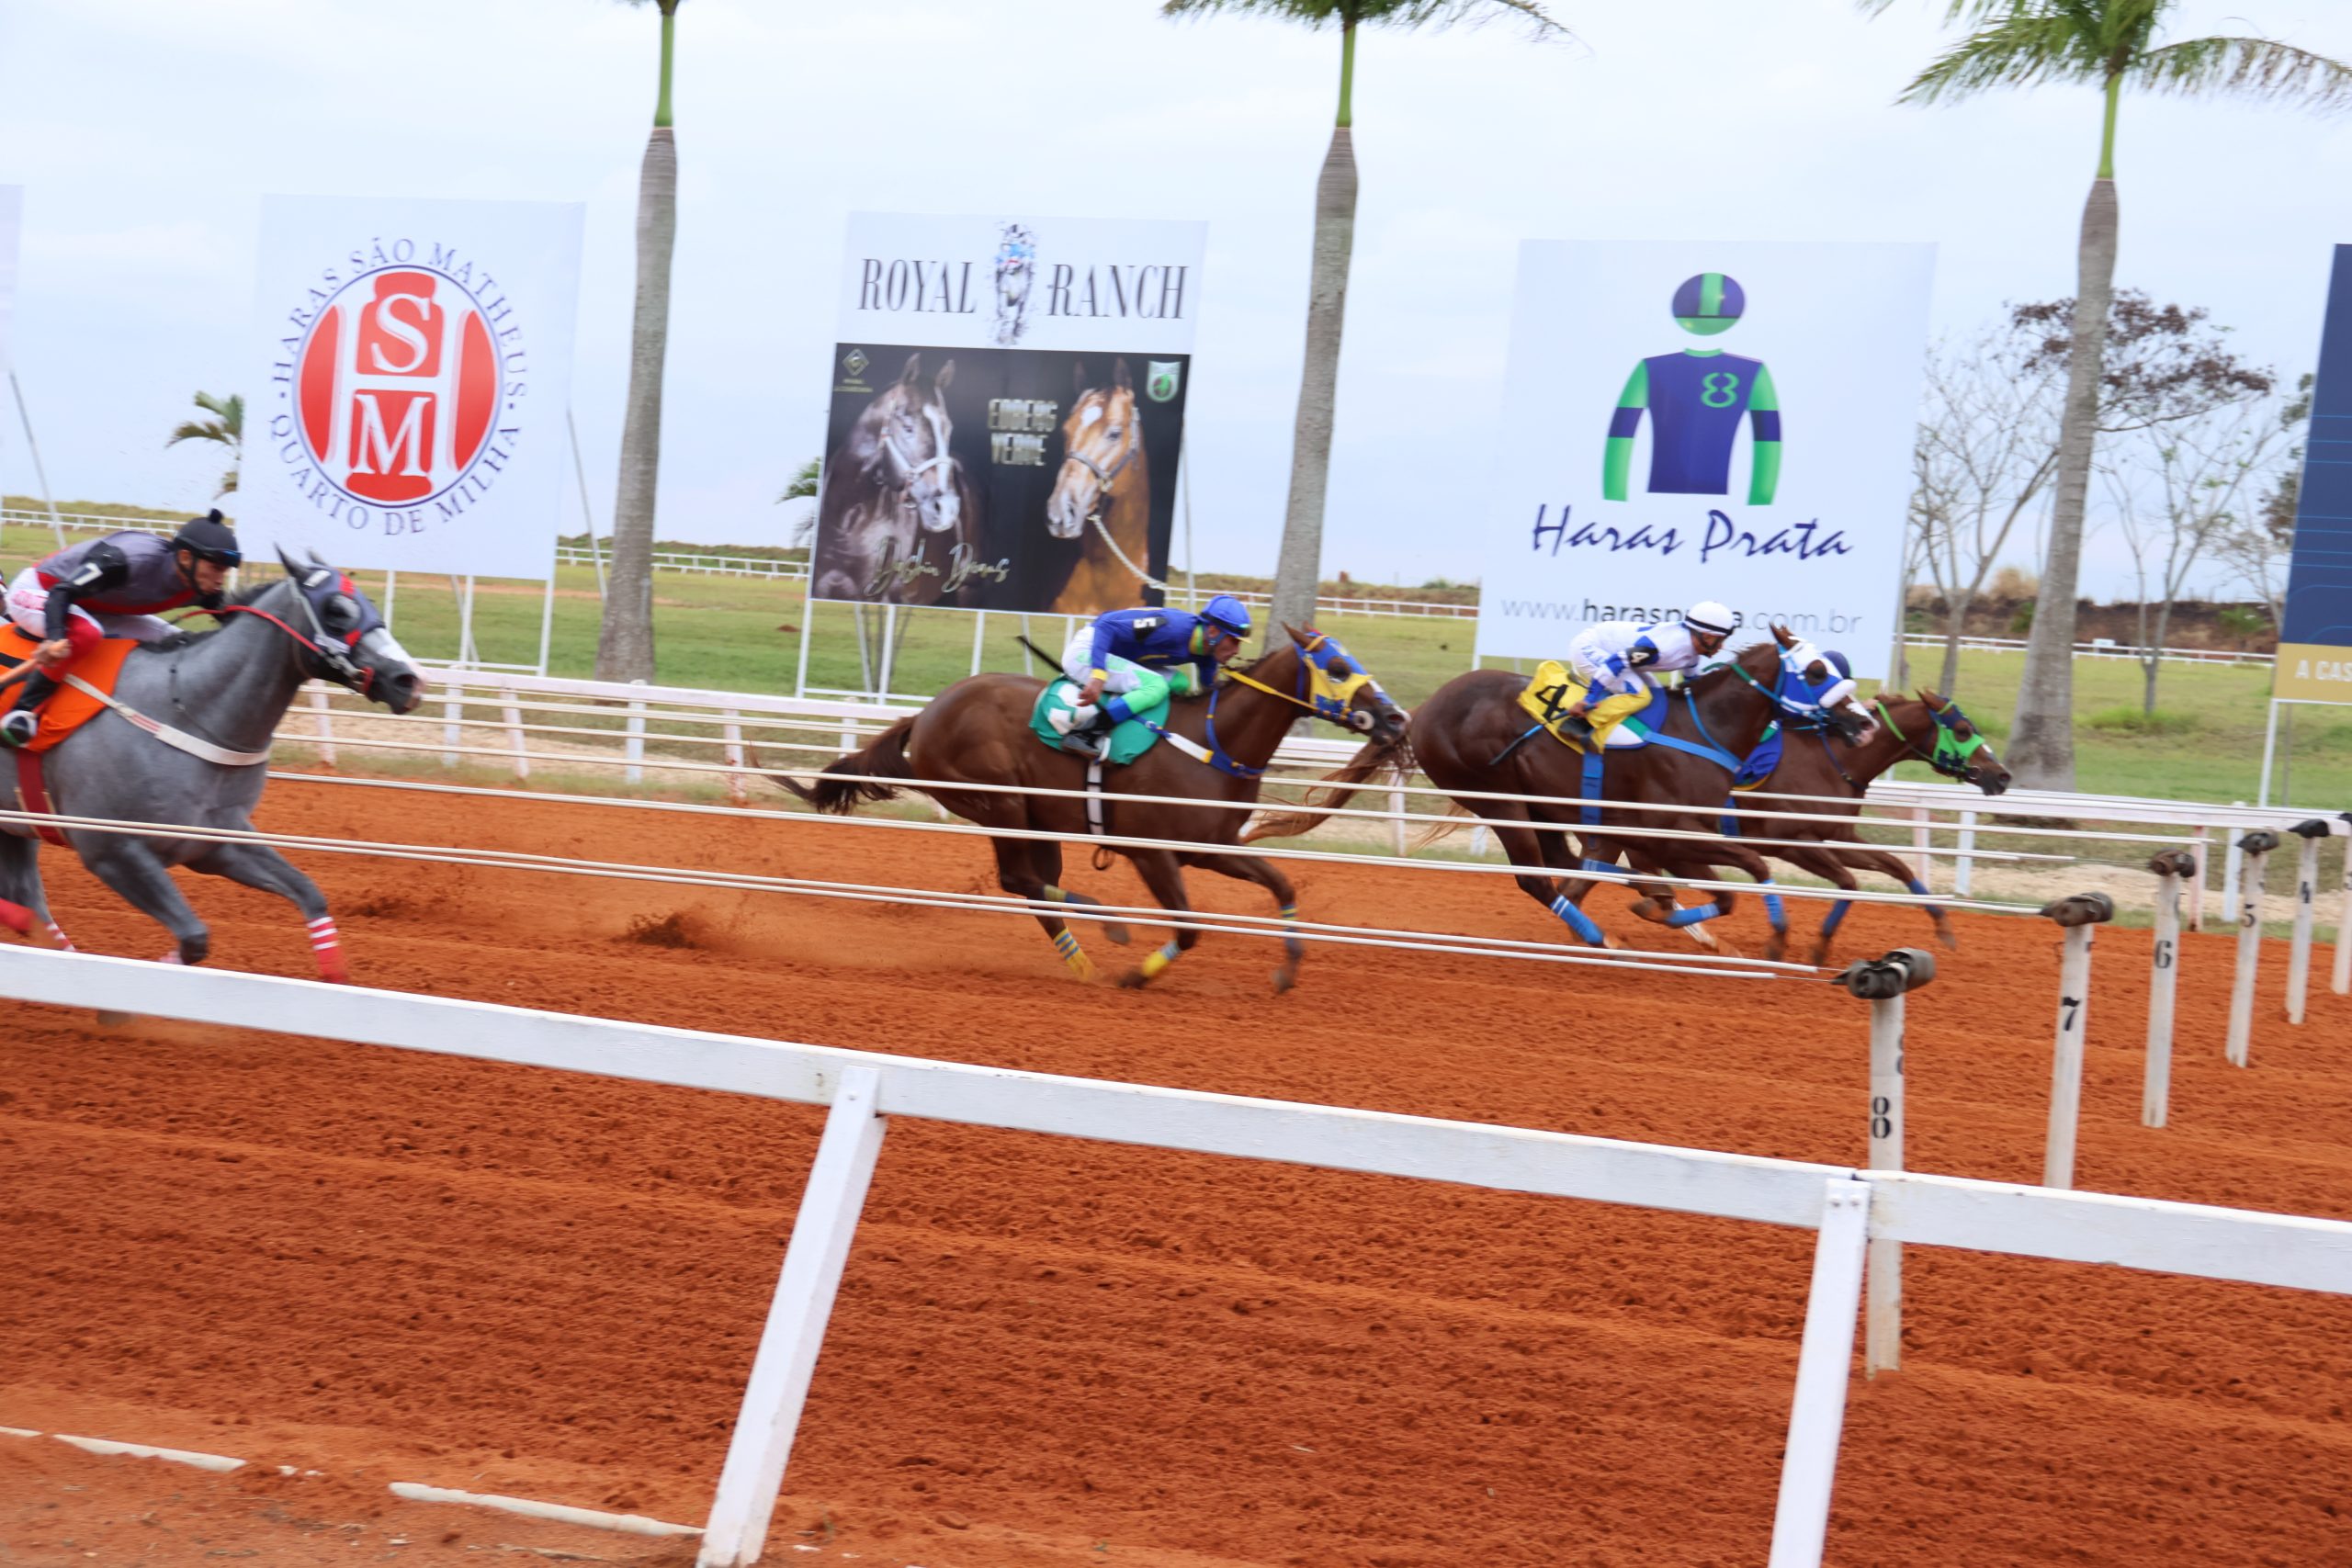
[777,627,1408,990]
[1250,629,1867,958]
[1046,358,1153,615]
[1628,689,2010,964]
[812,353,972,605]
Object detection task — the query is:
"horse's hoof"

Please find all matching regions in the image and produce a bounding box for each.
[1102,923,1133,947]
[1681,923,1719,951]
[1937,926,1960,951]
[1807,942,1832,967]
[1117,969,1152,990]
[1627,897,1662,922]
[95,1010,132,1028]
[1272,966,1295,995]
[1764,934,1788,964]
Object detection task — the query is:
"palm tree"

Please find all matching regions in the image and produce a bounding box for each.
[1864,0,2352,789]
[594,0,684,683]
[1162,0,1566,645]
[165,390,242,498]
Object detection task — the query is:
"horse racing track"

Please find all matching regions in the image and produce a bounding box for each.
[4,777,2350,1567]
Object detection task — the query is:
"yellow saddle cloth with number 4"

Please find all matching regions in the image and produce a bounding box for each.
[1516,661,1652,753]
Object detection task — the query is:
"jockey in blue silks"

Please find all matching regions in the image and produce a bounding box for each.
[1054,594,1254,743]
[1557,600,1737,742]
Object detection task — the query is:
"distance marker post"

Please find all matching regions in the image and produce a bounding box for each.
[2039,893,2114,1190]
[2143,852,2196,1129]
[2226,831,2279,1068]
[1836,947,1936,1377]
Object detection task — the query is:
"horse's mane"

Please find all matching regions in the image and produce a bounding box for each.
[1684,637,1782,694]
[168,575,289,646]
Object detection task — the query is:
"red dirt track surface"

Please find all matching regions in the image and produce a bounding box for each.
[5,778,2351,1566]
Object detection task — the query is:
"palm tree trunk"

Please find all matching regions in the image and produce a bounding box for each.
[2008,87,2120,790]
[595,14,679,684]
[1268,23,1359,645]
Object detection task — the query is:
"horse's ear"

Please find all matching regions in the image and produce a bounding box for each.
[275,545,303,579]
[1770,624,1797,649]
[898,352,923,387]
[1916,687,1942,709]
[1114,357,1132,392]
[933,358,954,393]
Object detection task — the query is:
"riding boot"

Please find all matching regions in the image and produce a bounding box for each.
[1,671,59,749]
[1557,711,1597,744]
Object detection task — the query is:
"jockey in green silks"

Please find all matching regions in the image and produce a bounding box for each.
[1051,595,1254,745]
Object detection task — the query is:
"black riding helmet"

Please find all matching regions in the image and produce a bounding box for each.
[172,509,243,568]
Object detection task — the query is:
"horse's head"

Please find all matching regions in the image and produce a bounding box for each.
[1760,625,1871,743]
[866,354,960,536]
[1910,688,2010,795]
[1046,358,1140,540]
[271,547,424,713]
[1283,624,1408,745]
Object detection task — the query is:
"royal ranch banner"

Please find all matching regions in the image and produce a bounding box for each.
[0,186,21,383]
[2274,244,2352,706]
[1473,241,1936,678]
[812,212,1204,613]
[244,196,584,581]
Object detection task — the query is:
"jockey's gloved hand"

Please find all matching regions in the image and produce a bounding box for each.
[193,588,226,611]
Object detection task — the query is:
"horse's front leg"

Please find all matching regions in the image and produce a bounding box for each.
[1119,848,1198,990]
[187,840,346,982]
[1181,849,1303,993]
[75,834,209,967]
[1619,843,1723,953]
[1832,843,1955,951]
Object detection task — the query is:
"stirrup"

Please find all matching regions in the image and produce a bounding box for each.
[0,710,39,749]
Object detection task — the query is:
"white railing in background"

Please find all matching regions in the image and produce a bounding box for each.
[2,946,2346,1568]
[1901,631,2272,668]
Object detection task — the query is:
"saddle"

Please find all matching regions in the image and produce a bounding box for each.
[1516,661,1666,754]
[1028,678,1172,764]
[0,628,142,754]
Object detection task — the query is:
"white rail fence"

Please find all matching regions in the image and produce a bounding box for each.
[3,947,2347,1567]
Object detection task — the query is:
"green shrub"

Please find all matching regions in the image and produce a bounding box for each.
[2086,705,2200,736]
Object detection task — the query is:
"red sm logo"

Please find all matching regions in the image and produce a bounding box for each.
[294,266,498,506]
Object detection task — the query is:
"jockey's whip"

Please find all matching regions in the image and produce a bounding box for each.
[1015,635,1064,674]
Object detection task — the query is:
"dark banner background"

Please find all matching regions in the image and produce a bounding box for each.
[812,344,1188,614]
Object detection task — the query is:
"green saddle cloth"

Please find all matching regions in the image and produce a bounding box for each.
[1030,679,1171,764]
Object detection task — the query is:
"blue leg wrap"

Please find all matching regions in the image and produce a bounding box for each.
[1665,902,1728,929]
[1581,857,1618,877]
[1759,880,1787,933]
[1820,899,1854,938]
[1904,877,1930,897]
[1549,893,1607,946]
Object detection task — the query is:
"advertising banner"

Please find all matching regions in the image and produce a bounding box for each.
[0,185,21,382]
[2274,244,2352,705]
[1472,241,1936,677]
[245,196,583,581]
[812,212,1204,613]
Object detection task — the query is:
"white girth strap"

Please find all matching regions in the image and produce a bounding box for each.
[61,671,273,767]
[1084,756,1106,836]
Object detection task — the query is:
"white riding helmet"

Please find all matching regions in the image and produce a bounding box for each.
[1684,601,1736,638]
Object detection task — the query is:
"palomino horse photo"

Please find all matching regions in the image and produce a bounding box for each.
[777,626,1408,992]
[1046,357,1155,615]
[0,550,423,977]
[811,352,975,606]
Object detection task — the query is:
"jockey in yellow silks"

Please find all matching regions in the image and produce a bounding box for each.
[1557,600,1736,744]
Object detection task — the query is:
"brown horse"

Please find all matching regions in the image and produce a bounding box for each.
[1046,358,1153,615]
[812,353,973,606]
[1628,689,2010,964]
[776,627,1408,990]
[1250,629,1867,959]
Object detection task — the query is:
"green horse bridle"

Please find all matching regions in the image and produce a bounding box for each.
[1872,695,1990,781]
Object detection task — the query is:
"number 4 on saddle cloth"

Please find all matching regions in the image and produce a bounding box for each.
[1516,661,1670,754]
[0,626,142,754]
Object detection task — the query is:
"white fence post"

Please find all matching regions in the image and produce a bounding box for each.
[2287,824,2323,1026]
[723,711,749,808]
[1953,810,1976,898]
[625,683,647,786]
[308,684,337,767]
[2143,853,2192,1130]
[1765,1179,1871,1568]
[441,682,464,769]
[1834,947,1930,1381]
[2227,831,2277,1069]
[1389,782,1408,858]
[1908,806,1932,886]
[697,1066,887,1568]
[2220,806,2247,928]
[2188,826,2211,932]
[2039,894,2112,1190]
[502,686,529,781]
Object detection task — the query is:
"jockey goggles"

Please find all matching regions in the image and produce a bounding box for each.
[173,511,243,567]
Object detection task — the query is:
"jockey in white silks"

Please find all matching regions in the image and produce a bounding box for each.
[1557,601,1738,743]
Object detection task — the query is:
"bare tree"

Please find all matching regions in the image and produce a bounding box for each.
[2215,372,2313,628]
[2103,379,2297,712]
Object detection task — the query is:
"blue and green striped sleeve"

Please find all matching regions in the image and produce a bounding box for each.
[1604,360,1649,502]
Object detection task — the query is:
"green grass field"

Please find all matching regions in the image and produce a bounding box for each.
[5,522,2346,809]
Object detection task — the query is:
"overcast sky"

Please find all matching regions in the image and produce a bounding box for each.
[1,0,2346,599]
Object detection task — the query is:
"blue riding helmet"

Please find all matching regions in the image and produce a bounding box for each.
[1200,594,1252,641]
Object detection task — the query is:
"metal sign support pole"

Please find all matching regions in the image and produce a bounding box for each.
[568,407,606,600]
[536,571,557,678]
[7,371,68,548]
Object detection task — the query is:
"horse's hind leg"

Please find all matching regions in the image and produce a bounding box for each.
[1756,843,1867,965]
[989,836,1094,980]
[1479,807,1610,949]
[1619,843,1724,953]
[0,834,72,950]
[1834,843,1955,952]
[187,840,347,981]
[1030,840,1129,946]
[1181,849,1303,994]
[1117,849,1197,990]
[78,837,209,966]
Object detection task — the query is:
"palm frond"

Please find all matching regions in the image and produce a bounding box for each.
[218,468,238,498]
[165,419,232,449]
[1161,0,1564,32]
[777,457,820,504]
[2134,35,2352,111]
[1897,9,2103,104]
[1856,0,2028,24]
[192,389,243,433]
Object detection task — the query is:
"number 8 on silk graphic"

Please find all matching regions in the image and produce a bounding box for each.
[1603,271,1782,506]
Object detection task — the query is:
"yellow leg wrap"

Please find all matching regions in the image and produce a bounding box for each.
[1052,927,1093,980]
[1138,939,1182,980]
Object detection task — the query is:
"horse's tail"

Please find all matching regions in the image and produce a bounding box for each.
[1409,797,1476,851]
[1241,737,1415,844]
[765,716,917,814]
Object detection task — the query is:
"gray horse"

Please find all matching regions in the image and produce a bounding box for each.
[0,549,423,976]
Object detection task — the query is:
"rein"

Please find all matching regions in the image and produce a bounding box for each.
[213,600,374,694]
[1871,697,1984,782]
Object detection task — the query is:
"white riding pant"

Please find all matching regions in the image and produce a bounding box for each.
[1566,628,1650,701]
[6,566,177,648]
[1060,625,1147,694]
